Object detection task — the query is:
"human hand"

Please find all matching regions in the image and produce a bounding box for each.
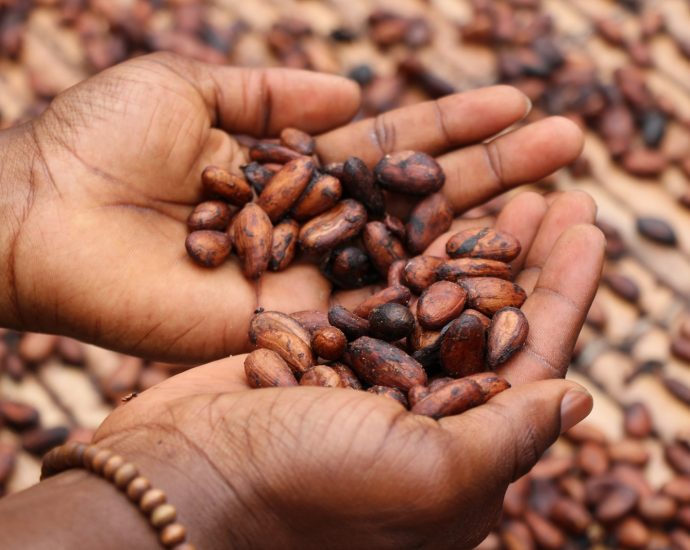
[92,190,605,549]
[0,52,584,362]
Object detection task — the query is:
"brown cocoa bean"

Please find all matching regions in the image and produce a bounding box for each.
[410,325,446,368]
[408,385,430,408]
[531,455,575,480]
[367,385,409,407]
[330,363,362,390]
[253,329,313,375]
[503,476,530,518]
[663,376,690,405]
[300,365,341,388]
[242,162,275,194]
[621,148,668,177]
[671,336,690,362]
[406,193,453,254]
[4,353,25,381]
[577,442,610,476]
[611,464,654,499]
[0,400,40,430]
[22,426,70,456]
[328,305,370,341]
[186,230,232,267]
[624,402,653,438]
[615,517,650,549]
[201,166,253,206]
[440,313,486,377]
[353,285,411,318]
[436,258,512,281]
[311,326,347,360]
[345,336,427,391]
[387,259,406,287]
[663,476,690,503]
[187,200,232,231]
[523,510,565,550]
[417,281,467,329]
[595,484,638,523]
[322,162,344,180]
[403,255,443,293]
[558,476,587,505]
[549,497,592,534]
[384,213,406,241]
[670,529,690,550]
[234,203,273,279]
[342,156,385,215]
[257,157,314,223]
[244,349,298,388]
[638,494,678,523]
[249,142,303,163]
[599,105,634,156]
[446,227,521,262]
[368,303,415,341]
[18,333,57,363]
[280,127,315,155]
[373,150,444,195]
[249,311,311,347]
[501,520,536,550]
[290,310,330,335]
[487,307,529,368]
[462,277,527,316]
[608,439,649,466]
[321,246,377,289]
[291,173,342,221]
[463,309,491,330]
[299,199,368,254]
[636,216,677,246]
[666,442,690,475]
[678,505,690,528]
[0,442,15,486]
[269,219,299,271]
[362,221,407,276]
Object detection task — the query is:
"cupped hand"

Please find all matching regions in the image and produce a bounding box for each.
[4,52,584,362]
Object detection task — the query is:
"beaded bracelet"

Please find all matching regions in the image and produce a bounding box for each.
[41,442,195,550]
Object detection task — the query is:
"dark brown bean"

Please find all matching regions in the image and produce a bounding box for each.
[290,310,331,336]
[636,216,677,246]
[436,258,512,281]
[185,230,232,267]
[406,193,453,254]
[233,203,273,279]
[187,201,232,231]
[403,255,443,293]
[341,157,385,215]
[328,305,370,341]
[362,221,407,276]
[0,400,40,430]
[440,313,486,377]
[549,498,592,534]
[280,127,315,155]
[299,200,368,254]
[462,277,527,316]
[374,150,444,195]
[417,281,467,329]
[321,246,377,290]
[257,157,315,223]
[22,426,70,456]
[446,228,521,262]
[368,303,415,341]
[291,173,342,221]
[242,162,275,194]
[311,326,347,360]
[201,166,253,206]
[663,376,690,405]
[353,286,411,319]
[269,219,299,271]
[249,142,303,163]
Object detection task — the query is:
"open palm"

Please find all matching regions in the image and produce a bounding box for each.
[10,52,586,363]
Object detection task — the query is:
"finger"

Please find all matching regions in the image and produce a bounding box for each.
[439,116,584,213]
[440,380,592,484]
[143,52,361,136]
[316,86,530,165]
[501,224,606,385]
[516,190,597,293]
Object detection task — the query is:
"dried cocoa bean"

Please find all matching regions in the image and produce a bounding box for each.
[373,150,444,195]
[244,349,298,388]
[280,127,315,155]
[417,281,467,329]
[299,199,368,254]
[408,385,430,408]
[384,214,406,241]
[290,310,330,335]
[636,216,677,246]
[242,162,275,194]
[387,259,406,287]
[249,311,311,347]
[595,484,638,523]
[577,442,610,476]
[0,400,40,430]
[623,402,653,438]
[368,303,415,341]
[436,258,512,281]
[185,230,232,267]
[462,277,527,316]
[249,142,303,163]
[501,520,536,550]
[487,307,529,368]
[463,309,491,330]
[322,162,344,180]
[367,385,409,407]
[663,476,690,503]
[311,326,347,360]
[269,219,299,271]
[666,442,690,475]
[403,255,443,293]
[257,157,314,223]
[341,157,385,215]
[440,312,487,377]
[187,201,232,231]
[362,221,407,276]
[353,285,411,318]
[615,517,650,549]
[291,173,342,221]
[663,377,690,405]
[446,228,521,262]
[22,426,70,456]
[330,363,362,390]
[406,193,453,254]
[608,439,649,466]
[321,246,377,289]
[300,365,342,387]
[638,494,678,523]
[523,510,565,550]
[201,166,253,206]
[549,498,592,534]
[233,203,273,279]
[328,305,370,340]
[253,329,313,375]
[427,377,454,393]
[344,336,427,391]
[621,148,668,177]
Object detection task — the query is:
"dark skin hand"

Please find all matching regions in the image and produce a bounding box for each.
[0,53,605,549]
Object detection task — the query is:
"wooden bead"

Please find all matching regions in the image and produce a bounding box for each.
[160,523,186,547]
[114,462,138,489]
[90,449,113,474]
[82,445,100,470]
[68,442,87,466]
[151,503,177,528]
[127,476,152,502]
[103,454,124,480]
[140,488,166,514]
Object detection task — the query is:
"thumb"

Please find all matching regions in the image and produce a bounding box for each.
[439,379,592,484]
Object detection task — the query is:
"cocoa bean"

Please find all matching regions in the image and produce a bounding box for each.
[249,311,312,347]
[300,365,342,388]
[353,285,411,318]
[556,476,586,506]
[524,509,566,550]
[463,309,492,330]
[18,333,57,363]
[679,505,690,529]
[641,110,667,148]
[577,442,610,476]
[403,255,443,293]
[187,201,232,231]
[233,203,273,279]
[368,303,415,341]
[611,464,654,499]
[299,199,368,254]
[417,281,467,329]
[344,336,427,391]
[440,312,486,377]
[637,494,678,524]
[670,529,690,550]
[249,142,303,163]
[367,385,409,407]
[599,105,634,156]
[280,127,315,155]
[595,484,638,523]
[387,259,406,287]
[321,246,377,289]
[663,376,690,405]
[242,162,275,194]
[22,426,70,456]
[671,336,690,363]
[623,402,653,438]
[290,310,330,335]
[257,157,314,223]
[253,329,313,375]
[410,324,446,368]
[615,517,650,549]
[373,150,445,195]
[596,219,626,259]
[608,439,649,466]
[462,277,527,316]
[311,326,347,360]
[436,258,512,281]
[330,363,362,390]
[405,193,453,254]
[621,148,668,177]
[663,476,690,503]
[487,307,529,368]
[549,498,592,534]
[185,230,232,267]
[4,353,25,381]
[322,162,344,180]
[636,216,677,246]
[531,455,575,480]
[269,219,299,271]
[503,476,530,518]
[201,166,253,206]
[341,157,385,215]
[384,213,406,241]
[362,221,407,276]
[328,305,370,340]
[291,173,342,221]
[244,349,298,388]
[0,400,40,431]
[502,520,536,550]
[0,443,15,486]
[446,228,521,262]
[408,385,430,408]
[427,377,454,393]
[666,442,690,475]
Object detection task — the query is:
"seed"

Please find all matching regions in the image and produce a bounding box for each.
[185,231,232,267]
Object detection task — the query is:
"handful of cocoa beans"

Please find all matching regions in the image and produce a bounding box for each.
[243,224,529,420]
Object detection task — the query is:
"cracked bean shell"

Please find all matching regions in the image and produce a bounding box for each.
[487,307,529,368]
[244,349,298,388]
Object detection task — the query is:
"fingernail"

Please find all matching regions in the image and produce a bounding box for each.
[522,95,533,119]
[559,389,593,434]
